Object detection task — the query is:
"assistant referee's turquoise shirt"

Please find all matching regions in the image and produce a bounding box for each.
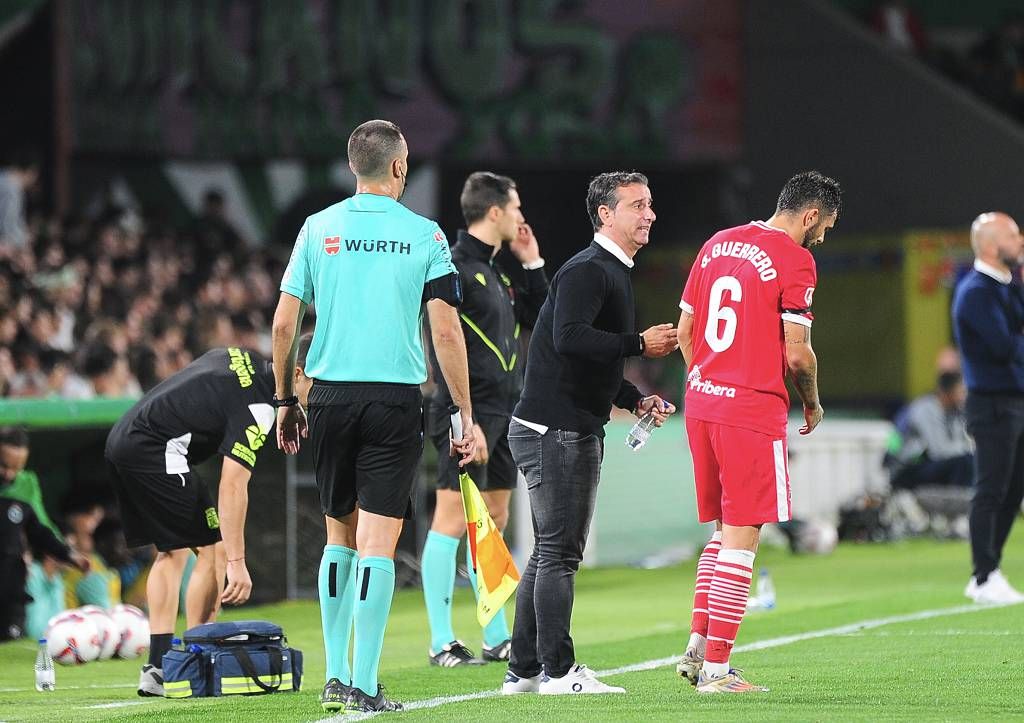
[280,193,456,383]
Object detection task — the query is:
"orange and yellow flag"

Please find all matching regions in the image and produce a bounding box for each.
[460,472,520,626]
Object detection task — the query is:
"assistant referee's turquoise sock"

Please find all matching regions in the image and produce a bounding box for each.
[318,545,357,684]
[352,556,395,697]
[465,535,511,647]
[421,531,460,652]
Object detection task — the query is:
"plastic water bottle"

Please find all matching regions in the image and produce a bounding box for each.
[755,568,776,610]
[625,412,658,451]
[34,639,55,692]
[172,637,183,651]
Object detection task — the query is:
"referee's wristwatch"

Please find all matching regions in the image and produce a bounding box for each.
[638,333,646,355]
[272,394,299,408]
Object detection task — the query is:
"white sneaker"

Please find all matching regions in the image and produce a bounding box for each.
[973,570,1024,604]
[137,664,164,697]
[964,576,979,601]
[501,670,542,694]
[539,664,626,695]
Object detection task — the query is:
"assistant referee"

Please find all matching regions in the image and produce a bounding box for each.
[271,119,476,714]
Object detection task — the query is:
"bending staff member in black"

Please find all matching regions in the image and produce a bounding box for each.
[422,172,549,667]
[105,345,283,697]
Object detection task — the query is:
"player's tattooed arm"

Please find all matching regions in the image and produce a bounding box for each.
[783,321,819,407]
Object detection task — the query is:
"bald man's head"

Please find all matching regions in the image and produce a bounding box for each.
[970,212,1023,268]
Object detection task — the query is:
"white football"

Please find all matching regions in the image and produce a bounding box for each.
[797,519,839,555]
[111,604,150,659]
[46,613,101,665]
[78,606,119,660]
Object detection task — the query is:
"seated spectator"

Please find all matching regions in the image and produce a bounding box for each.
[190,188,244,258]
[94,518,152,610]
[25,557,65,639]
[0,150,39,251]
[889,371,974,489]
[61,491,122,609]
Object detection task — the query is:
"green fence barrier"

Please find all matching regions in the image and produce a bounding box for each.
[0,398,136,428]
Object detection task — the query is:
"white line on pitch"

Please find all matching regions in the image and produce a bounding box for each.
[0,682,137,693]
[319,600,1021,722]
[84,701,153,709]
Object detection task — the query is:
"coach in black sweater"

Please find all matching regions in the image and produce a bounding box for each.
[502,172,678,695]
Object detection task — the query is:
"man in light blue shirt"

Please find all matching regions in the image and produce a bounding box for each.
[271,119,476,713]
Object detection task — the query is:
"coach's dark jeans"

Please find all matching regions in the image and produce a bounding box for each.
[507,420,603,679]
[966,393,1024,582]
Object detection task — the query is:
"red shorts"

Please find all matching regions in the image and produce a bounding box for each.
[685,417,791,526]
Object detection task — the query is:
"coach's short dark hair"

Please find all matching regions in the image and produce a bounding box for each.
[586,172,649,231]
[776,171,842,218]
[461,172,517,226]
[347,120,405,179]
[0,426,29,448]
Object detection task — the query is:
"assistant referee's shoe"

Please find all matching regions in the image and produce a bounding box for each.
[482,638,512,662]
[345,684,403,712]
[430,640,486,667]
[320,678,352,712]
[676,647,704,686]
[137,664,164,697]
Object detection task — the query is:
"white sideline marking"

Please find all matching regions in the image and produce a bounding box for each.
[0,682,136,693]
[319,600,1021,722]
[85,701,152,709]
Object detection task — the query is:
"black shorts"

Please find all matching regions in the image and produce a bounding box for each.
[308,382,424,520]
[427,400,517,491]
[105,460,222,553]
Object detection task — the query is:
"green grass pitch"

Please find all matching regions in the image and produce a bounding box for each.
[2,529,1023,721]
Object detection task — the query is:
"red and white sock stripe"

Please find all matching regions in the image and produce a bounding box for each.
[706,548,756,665]
[689,532,722,637]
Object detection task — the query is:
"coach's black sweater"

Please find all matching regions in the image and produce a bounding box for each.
[513,240,644,437]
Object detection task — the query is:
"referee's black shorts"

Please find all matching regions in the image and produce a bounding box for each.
[105,458,222,553]
[308,382,424,520]
[426,398,517,492]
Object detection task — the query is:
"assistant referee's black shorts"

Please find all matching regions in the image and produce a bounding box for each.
[426,398,517,491]
[308,381,424,520]
[105,460,222,553]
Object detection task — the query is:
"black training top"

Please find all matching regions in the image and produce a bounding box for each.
[513,240,644,436]
[106,348,276,473]
[0,497,72,604]
[430,230,549,417]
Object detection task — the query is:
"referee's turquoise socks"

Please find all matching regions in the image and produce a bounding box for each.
[422,531,460,651]
[352,556,395,697]
[465,536,512,647]
[318,545,357,684]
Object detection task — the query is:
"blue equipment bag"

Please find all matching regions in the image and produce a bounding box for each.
[162,620,303,698]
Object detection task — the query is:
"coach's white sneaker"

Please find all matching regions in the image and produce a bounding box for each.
[501,670,542,694]
[539,664,625,694]
[964,576,979,600]
[972,570,1024,604]
[137,664,164,697]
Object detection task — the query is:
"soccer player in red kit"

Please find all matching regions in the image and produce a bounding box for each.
[675,171,841,693]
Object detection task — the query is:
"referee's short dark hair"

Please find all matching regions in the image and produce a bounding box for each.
[776,171,842,218]
[461,172,517,226]
[347,120,405,179]
[586,171,649,232]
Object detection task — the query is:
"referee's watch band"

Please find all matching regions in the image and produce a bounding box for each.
[272,395,299,408]
[638,333,646,355]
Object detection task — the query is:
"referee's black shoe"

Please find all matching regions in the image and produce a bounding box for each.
[345,684,403,713]
[320,677,351,712]
[429,640,486,667]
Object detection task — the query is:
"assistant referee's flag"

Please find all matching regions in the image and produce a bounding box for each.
[459,472,520,626]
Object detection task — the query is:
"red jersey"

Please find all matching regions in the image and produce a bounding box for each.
[680,221,817,436]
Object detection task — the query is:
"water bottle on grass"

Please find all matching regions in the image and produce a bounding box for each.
[35,639,55,692]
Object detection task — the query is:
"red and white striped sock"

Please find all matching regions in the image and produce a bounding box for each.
[689,531,722,641]
[704,548,756,677]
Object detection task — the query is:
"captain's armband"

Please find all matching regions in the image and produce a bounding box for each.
[423,273,463,306]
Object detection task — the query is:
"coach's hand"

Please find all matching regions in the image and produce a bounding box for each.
[641,323,679,358]
[276,404,308,455]
[222,559,252,605]
[800,402,824,435]
[472,423,490,464]
[636,395,676,427]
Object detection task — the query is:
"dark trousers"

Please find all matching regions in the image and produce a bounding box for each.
[965,393,1024,582]
[507,420,603,679]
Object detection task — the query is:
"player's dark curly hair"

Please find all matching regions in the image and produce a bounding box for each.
[586,171,649,231]
[347,120,404,179]
[776,171,842,218]
[461,172,517,226]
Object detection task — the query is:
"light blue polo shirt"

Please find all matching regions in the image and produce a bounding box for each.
[280,193,456,383]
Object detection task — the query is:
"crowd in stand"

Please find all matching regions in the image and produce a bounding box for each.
[865,3,1024,122]
[0,154,286,399]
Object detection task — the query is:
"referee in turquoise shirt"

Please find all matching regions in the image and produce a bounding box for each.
[271,120,477,714]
